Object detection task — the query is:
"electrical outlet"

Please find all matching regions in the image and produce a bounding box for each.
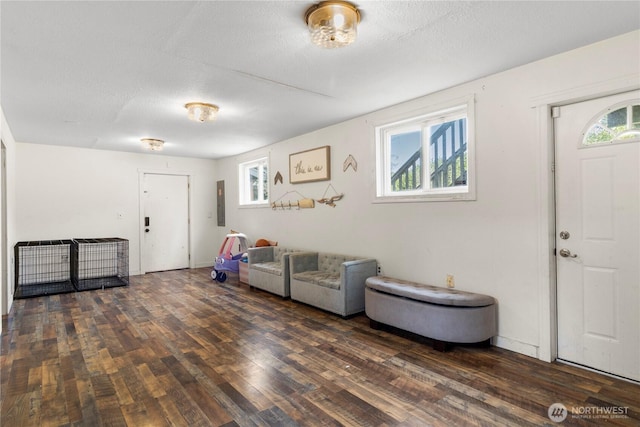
[377,264,383,275]
[446,274,455,288]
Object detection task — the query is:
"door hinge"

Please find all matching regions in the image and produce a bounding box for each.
[551,106,561,118]
[551,162,556,172]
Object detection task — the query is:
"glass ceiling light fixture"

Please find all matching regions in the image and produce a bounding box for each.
[141,138,164,151]
[185,102,219,123]
[305,1,361,49]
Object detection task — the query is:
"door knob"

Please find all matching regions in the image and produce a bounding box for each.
[559,248,577,258]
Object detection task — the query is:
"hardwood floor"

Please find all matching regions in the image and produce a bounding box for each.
[2,268,639,426]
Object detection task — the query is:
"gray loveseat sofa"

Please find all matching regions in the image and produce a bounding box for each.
[247,246,301,297]
[289,252,377,317]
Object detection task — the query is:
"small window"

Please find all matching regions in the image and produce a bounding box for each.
[375,97,474,202]
[583,102,640,146]
[239,157,269,206]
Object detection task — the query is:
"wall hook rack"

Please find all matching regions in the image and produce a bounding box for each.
[271,190,315,210]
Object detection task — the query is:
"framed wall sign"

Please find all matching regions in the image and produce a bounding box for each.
[289,145,331,184]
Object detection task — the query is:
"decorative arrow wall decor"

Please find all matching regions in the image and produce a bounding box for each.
[274,171,283,185]
[343,154,357,172]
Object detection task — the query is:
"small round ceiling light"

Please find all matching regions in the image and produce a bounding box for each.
[185,102,219,122]
[305,1,361,49]
[141,138,164,151]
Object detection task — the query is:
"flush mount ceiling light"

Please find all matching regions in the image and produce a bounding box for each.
[305,1,361,49]
[141,138,164,151]
[185,102,219,122]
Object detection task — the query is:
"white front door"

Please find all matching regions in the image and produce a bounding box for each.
[142,173,190,273]
[555,91,640,381]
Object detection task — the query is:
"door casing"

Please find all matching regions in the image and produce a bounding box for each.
[138,170,194,274]
[532,74,640,365]
[0,142,6,325]
[553,92,639,381]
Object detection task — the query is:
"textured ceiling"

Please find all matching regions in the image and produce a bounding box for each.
[2,1,639,159]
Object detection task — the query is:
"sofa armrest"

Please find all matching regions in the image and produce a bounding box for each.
[289,252,319,274]
[280,250,299,275]
[248,247,274,265]
[341,258,378,286]
[342,258,377,269]
[342,258,378,313]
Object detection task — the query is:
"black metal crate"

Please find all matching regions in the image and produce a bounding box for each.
[71,238,129,291]
[14,240,75,298]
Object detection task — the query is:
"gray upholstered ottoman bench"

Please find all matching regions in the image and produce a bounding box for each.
[365,276,497,351]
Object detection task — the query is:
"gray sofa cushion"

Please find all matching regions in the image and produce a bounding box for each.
[291,271,340,289]
[366,276,495,307]
[251,261,283,276]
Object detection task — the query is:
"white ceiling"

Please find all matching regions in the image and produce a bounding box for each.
[2,1,639,159]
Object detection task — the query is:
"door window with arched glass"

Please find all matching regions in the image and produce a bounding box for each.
[582,102,640,146]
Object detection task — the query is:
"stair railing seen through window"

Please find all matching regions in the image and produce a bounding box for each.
[375,96,475,202]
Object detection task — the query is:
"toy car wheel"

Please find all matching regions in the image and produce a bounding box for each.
[217,272,227,282]
[211,270,217,280]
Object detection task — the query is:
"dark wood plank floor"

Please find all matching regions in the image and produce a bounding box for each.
[2,268,639,426]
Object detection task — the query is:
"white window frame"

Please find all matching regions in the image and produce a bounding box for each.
[374,95,476,203]
[238,157,269,207]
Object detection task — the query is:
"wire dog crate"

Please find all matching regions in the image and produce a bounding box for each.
[14,240,75,298]
[71,238,129,291]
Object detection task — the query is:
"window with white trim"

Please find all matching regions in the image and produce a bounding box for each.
[239,157,269,206]
[375,98,475,202]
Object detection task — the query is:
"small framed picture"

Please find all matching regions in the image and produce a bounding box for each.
[289,145,331,184]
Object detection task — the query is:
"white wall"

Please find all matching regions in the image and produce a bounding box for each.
[214,30,640,359]
[0,108,18,320]
[14,144,219,277]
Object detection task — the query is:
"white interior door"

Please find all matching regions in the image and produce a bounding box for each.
[142,174,190,273]
[555,91,640,381]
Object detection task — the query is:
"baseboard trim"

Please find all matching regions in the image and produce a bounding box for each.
[493,336,539,359]
[195,262,214,269]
